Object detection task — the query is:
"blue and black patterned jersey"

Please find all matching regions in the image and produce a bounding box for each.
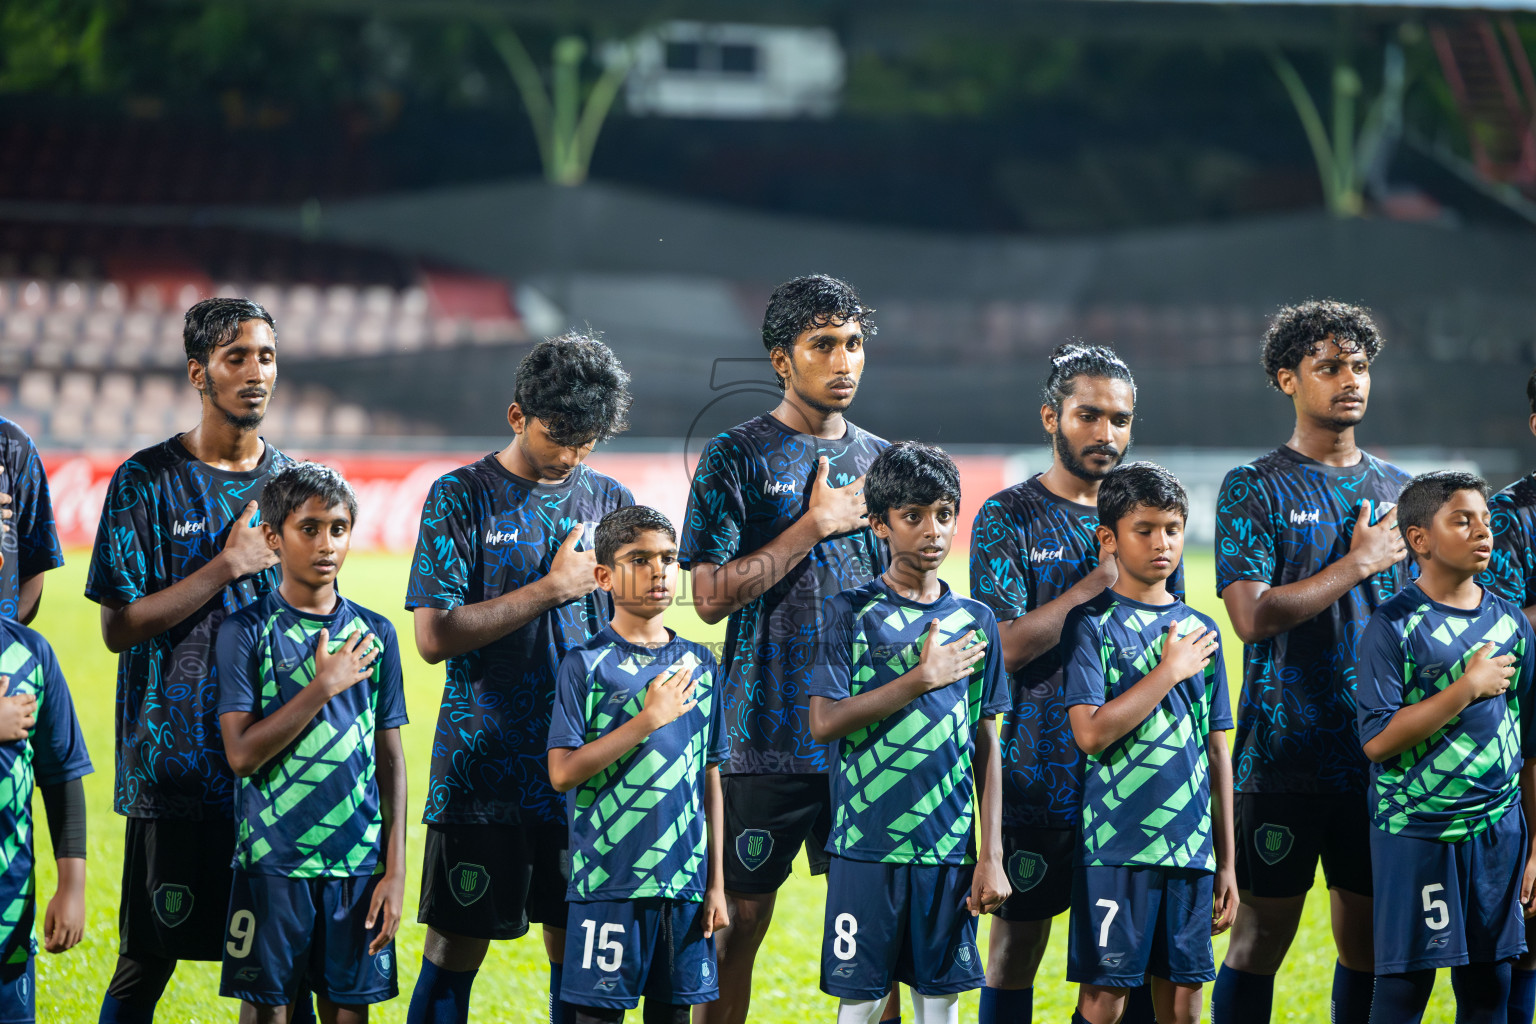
[85,437,292,820]
[1063,591,1232,872]
[969,476,1184,830]
[406,455,633,827]
[1358,585,1535,842]
[216,592,409,878]
[0,619,92,963]
[1484,473,1536,608]
[678,414,887,775]
[1214,446,1412,796]
[0,418,62,621]
[548,628,727,902]
[810,579,1009,866]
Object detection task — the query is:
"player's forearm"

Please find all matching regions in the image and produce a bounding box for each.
[16,573,42,626]
[377,728,408,877]
[219,690,333,777]
[1223,557,1372,644]
[1522,761,1536,855]
[808,681,923,743]
[974,718,1004,862]
[54,856,85,902]
[1068,664,1182,755]
[997,579,1103,674]
[100,556,241,652]
[1362,680,1476,763]
[1522,604,1536,634]
[704,765,725,891]
[691,517,823,625]
[548,716,657,792]
[413,581,563,663]
[1208,732,1236,871]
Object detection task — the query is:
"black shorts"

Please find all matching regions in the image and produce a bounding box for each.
[995,826,1076,922]
[118,816,238,962]
[722,774,832,894]
[1235,792,1373,899]
[417,822,570,940]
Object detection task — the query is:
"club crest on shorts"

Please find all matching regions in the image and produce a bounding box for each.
[735,829,774,871]
[449,862,490,906]
[1007,850,1047,892]
[701,959,715,985]
[1254,824,1293,866]
[375,948,394,979]
[954,943,977,969]
[152,883,195,928]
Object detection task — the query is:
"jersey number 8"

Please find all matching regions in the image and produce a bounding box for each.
[833,913,858,960]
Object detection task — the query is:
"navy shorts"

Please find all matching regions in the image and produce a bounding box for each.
[722,774,832,893]
[1370,809,1529,974]
[417,822,569,939]
[559,898,718,1010]
[1067,865,1215,987]
[1235,792,1373,898]
[220,870,398,1006]
[120,816,238,961]
[0,940,35,1024]
[996,826,1076,922]
[820,857,984,1000]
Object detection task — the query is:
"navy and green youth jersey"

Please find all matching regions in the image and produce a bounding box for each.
[1214,446,1412,796]
[1483,473,1536,608]
[969,476,1184,830]
[1357,585,1535,842]
[1063,591,1233,872]
[85,437,293,820]
[406,455,633,827]
[0,619,92,962]
[548,628,727,902]
[0,417,62,621]
[679,414,887,775]
[809,578,1009,866]
[216,592,408,877]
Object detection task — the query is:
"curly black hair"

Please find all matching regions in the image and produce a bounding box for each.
[1261,300,1383,390]
[260,461,358,530]
[1042,343,1136,414]
[761,274,876,390]
[1398,470,1487,557]
[865,441,960,524]
[1098,461,1188,531]
[184,297,277,366]
[594,505,676,567]
[513,331,632,447]
[1525,366,1536,415]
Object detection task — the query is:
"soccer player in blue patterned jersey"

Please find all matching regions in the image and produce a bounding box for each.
[683,275,889,1024]
[0,541,93,1023]
[970,343,1173,1024]
[89,297,296,1024]
[1480,368,1536,1021]
[1063,462,1237,1024]
[1357,472,1536,1024]
[809,441,1011,1024]
[547,506,729,1023]
[1211,301,1412,1024]
[405,334,635,1024]
[0,414,64,625]
[217,462,409,1023]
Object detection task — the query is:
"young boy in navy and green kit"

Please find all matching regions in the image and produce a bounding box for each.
[1357,471,1536,1024]
[1063,462,1238,1024]
[809,441,1011,1024]
[547,505,728,1023]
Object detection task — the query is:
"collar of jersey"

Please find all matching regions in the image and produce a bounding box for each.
[1406,581,1490,618]
[1275,443,1372,478]
[271,588,348,624]
[874,574,955,611]
[598,624,681,656]
[1025,473,1098,516]
[482,452,583,492]
[760,412,858,448]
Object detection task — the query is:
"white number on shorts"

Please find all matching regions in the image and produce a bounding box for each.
[579,919,625,972]
[1421,883,1450,932]
[833,912,858,960]
[226,909,256,959]
[1095,899,1120,948]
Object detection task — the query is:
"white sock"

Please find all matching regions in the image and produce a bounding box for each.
[837,998,887,1024]
[910,992,959,1024]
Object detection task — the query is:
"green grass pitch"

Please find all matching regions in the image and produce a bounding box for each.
[27,548,1458,1020]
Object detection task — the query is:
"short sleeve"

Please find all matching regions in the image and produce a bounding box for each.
[6,428,62,579]
[702,649,730,765]
[1214,465,1277,594]
[678,434,749,569]
[373,619,409,731]
[1205,621,1234,732]
[1517,616,1536,759]
[1486,490,1533,607]
[405,475,474,612]
[968,498,1030,620]
[1061,607,1106,709]
[978,613,1009,717]
[84,460,153,606]
[1355,611,1406,747]
[547,651,590,751]
[807,593,854,701]
[30,640,91,786]
[214,611,262,717]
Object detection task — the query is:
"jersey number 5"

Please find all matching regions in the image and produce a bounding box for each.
[1421,884,1450,932]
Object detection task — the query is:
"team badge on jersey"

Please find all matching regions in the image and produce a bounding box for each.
[736,829,774,871]
[1007,850,1047,892]
[449,862,490,906]
[1255,824,1294,865]
[152,884,195,928]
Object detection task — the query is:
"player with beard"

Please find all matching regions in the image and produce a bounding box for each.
[1210,301,1412,1024]
[683,275,888,1024]
[90,298,297,1024]
[970,344,1173,1024]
